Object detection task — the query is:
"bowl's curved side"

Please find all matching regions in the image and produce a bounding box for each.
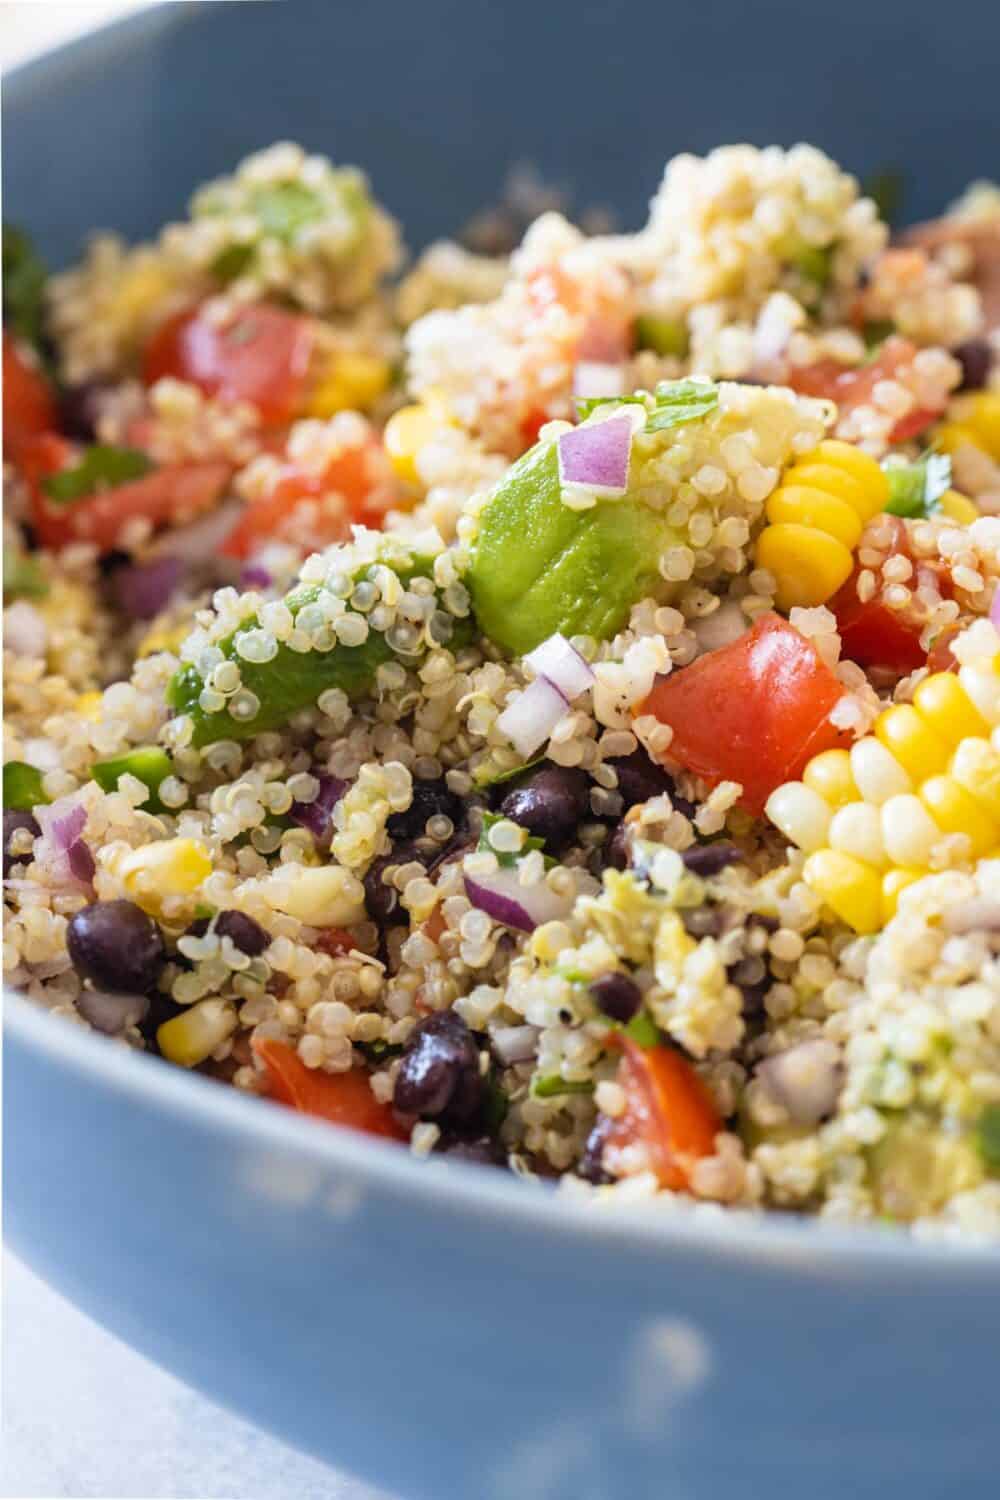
[6,998,998,1500]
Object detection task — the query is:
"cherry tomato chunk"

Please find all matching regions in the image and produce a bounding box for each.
[221,442,380,559]
[787,336,944,444]
[252,1037,407,1141]
[639,612,850,814]
[143,303,315,425]
[3,334,57,456]
[602,1039,720,1191]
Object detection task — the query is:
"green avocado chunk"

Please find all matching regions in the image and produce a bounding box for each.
[91,746,173,812]
[167,556,475,748]
[467,438,675,656]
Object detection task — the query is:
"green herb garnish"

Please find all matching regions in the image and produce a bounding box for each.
[531,1075,595,1099]
[863,318,895,352]
[621,1008,661,1048]
[645,378,719,434]
[3,549,48,601]
[472,756,545,790]
[3,760,49,812]
[863,169,904,228]
[477,810,546,868]
[883,454,951,519]
[791,244,834,290]
[42,445,154,506]
[250,181,326,242]
[976,1105,1000,1174]
[2,225,48,355]
[574,393,646,420]
[211,242,255,284]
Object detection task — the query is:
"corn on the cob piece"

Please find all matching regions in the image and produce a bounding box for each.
[755,440,889,611]
[765,622,1000,932]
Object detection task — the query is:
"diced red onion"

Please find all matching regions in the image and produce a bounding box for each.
[524,632,594,701]
[67,839,96,883]
[49,803,87,851]
[77,986,149,1035]
[496,676,568,758]
[490,1023,541,1065]
[114,556,183,620]
[464,865,574,933]
[3,600,48,659]
[557,409,637,497]
[241,564,273,591]
[290,773,348,843]
[573,361,626,401]
[757,1040,842,1125]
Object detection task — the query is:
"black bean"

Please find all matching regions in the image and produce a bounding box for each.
[609,749,693,817]
[953,337,993,392]
[393,1009,484,1125]
[500,765,589,846]
[364,843,426,927]
[215,909,269,956]
[682,843,744,877]
[604,821,630,871]
[590,972,641,1023]
[139,991,185,1051]
[66,900,166,994]
[3,809,40,875]
[386,778,461,842]
[58,380,111,441]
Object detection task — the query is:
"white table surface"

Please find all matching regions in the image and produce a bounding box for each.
[1,1252,394,1500]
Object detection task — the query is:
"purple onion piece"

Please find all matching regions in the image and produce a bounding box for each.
[77,986,150,1035]
[463,872,536,932]
[557,409,636,494]
[290,773,349,843]
[241,564,273,591]
[49,804,86,851]
[67,839,96,883]
[114,556,184,620]
[464,865,574,933]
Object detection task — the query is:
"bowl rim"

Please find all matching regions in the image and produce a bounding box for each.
[8,992,999,1280]
[4,3,998,1286]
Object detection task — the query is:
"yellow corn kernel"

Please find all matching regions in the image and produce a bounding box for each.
[881,868,926,923]
[803,849,883,934]
[849,738,911,804]
[880,794,943,867]
[938,489,979,526]
[138,621,190,658]
[116,260,171,324]
[809,440,889,519]
[75,691,104,722]
[935,423,983,457]
[786,461,869,515]
[307,352,392,417]
[950,738,1000,823]
[766,485,863,550]
[157,998,236,1068]
[919,775,999,856]
[803,749,858,809]
[957,661,1000,728]
[119,837,212,913]
[764,781,833,853]
[950,392,1000,460]
[875,705,952,782]
[828,801,888,868]
[383,397,453,487]
[912,672,990,746]
[267,864,365,927]
[755,523,854,611]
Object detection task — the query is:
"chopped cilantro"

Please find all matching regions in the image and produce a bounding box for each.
[472,756,545,790]
[481,1071,509,1132]
[42,445,154,505]
[3,549,48,601]
[791,244,834,290]
[645,379,719,434]
[2,225,48,356]
[883,454,951,519]
[4,760,49,812]
[574,393,646,420]
[621,1009,661,1048]
[976,1105,1000,1174]
[863,169,904,228]
[531,1074,595,1099]
[356,1039,405,1064]
[250,181,326,242]
[211,242,255,284]
[863,318,895,352]
[477,810,546,868]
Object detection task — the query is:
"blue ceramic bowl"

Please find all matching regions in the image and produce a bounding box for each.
[5,5,1000,1498]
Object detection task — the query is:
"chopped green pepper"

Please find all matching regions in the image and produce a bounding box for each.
[4,760,49,812]
[531,1075,595,1099]
[90,746,173,812]
[883,454,951,519]
[2,225,48,356]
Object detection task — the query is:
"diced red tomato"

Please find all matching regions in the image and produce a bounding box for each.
[252,1037,407,1141]
[143,303,315,426]
[602,1038,721,1191]
[221,440,389,559]
[926,627,961,675]
[519,407,550,449]
[3,334,57,456]
[787,336,943,444]
[831,517,953,674]
[639,612,851,814]
[18,433,230,552]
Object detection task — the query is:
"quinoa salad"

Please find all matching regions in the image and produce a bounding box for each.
[5,142,1000,1241]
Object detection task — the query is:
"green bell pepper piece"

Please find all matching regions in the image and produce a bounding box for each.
[91,746,173,812]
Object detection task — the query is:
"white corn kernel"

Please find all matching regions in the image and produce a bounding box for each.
[849,738,912,804]
[764,782,832,853]
[828,802,887,868]
[880,794,943,867]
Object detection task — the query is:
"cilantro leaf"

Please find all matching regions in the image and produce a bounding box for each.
[574,393,646,421]
[477,810,546,868]
[250,181,326,242]
[645,379,719,434]
[2,225,48,356]
[42,445,154,506]
[531,1075,595,1099]
[472,755,545,790]
[883,454,951,519]
[791,244,834,290]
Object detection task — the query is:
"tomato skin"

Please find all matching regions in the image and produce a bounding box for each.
[603,1039,720,1191]
[639,612,850,815]
[787,336,944,444]
[18,434,230,553]
[221,442,381,559]
[252,1037,407,1141]
[832,591,928,674]
[143,304,315,425]
[3,334,57,456]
